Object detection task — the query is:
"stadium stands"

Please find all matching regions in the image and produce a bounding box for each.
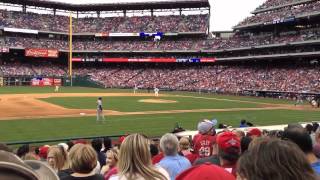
[2,0,320,179]
[237,0,320,27]
[0,10,208,33]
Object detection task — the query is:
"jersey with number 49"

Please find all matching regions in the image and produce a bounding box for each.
[193,134,216,158]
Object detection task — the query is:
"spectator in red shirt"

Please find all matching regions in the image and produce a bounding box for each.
[216,131,241,177]
[193,120,217,158]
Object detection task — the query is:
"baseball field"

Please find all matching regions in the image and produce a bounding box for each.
[0,86,319,143]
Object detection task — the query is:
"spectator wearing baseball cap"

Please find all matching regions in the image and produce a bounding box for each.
[247,128,262,138]
[193,119,217,158]
[176,162,235,180]
[38,145,50,160]
[157,133,191,180]
[237,138,318,180]
[216,131,240,176]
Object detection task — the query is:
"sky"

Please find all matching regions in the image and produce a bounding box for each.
[44,0,266,31]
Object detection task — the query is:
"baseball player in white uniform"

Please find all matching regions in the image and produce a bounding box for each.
[54,85,59,92]
[154,87,159,97]
[97,97,105,122]
[133,84,138,94]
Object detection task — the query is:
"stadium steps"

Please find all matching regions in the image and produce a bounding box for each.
[122,69,144,86]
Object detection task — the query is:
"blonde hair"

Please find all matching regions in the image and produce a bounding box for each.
[179,137,190,151]
[22,152,40,161]
[117,134,167,180]
[69,144,97,174]
[47,145,69,171]
[106,147,119,164]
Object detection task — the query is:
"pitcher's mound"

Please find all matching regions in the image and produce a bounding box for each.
[138,99,177,103]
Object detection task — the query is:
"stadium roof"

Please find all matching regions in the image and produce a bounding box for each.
[0,0,210,11]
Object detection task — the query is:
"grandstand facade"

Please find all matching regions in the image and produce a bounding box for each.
[0,0,319,99]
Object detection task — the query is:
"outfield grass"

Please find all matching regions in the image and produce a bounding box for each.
[41,96,259,112]
[1,109,320,143]
[0,86,317,143]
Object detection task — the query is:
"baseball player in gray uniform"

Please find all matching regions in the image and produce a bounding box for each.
[97,97,105,122]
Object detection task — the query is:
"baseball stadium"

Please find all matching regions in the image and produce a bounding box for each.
[0,0,320,179]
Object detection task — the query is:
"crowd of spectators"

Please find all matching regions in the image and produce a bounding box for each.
[4,26,320,52]
[0,9,208,33]
[1,62,319,93]
[237,0,320,26]
[1,120,320,180]
[72,64,320,93]
[0,61,66,76]
[254,0,308,11]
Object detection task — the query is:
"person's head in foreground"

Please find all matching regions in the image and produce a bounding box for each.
[237,138,318,180]
[160,133,179,156]
[216,131,240,166]
[176,163,235,180]
[116,133,168,180]
[0,150,59,180]
[47,145,69,172]
[67,143,102,179]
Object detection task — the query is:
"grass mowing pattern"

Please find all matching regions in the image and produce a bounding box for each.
[1,109,320,142]
[41,96,259,112]
[0,87,317,143]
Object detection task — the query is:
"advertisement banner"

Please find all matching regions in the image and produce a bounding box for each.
[31,78,54,86]
[72,57,102,62]
[0,47,9,53]
[25,49,59,58]
[74,57,216,63]
[72,58,83,62]
[53,78,62,86]
[95,32,109,37]
[200,58,216,62]
[103,58,176,63]
[109,33,139,37]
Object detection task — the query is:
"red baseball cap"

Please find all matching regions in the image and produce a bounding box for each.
[216,132,240,153]
[119,136,126,144]
[247,128,262,137]
[176,163,235,180]
[38,145,50,159]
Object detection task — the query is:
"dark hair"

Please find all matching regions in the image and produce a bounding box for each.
[240,136,252,154]
[305,124,313,134]
[103,137,112,152]
[66,141,74,151]
[149,144,159,157]
[91,138,102,152]
[218,147,239,164]
[16,144,29,158]
[240,119,246,125]
[237,138,317,180]
[282,127,313,153]
[312,122,319,132]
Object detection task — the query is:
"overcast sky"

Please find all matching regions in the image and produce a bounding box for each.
[46,0,266,31]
